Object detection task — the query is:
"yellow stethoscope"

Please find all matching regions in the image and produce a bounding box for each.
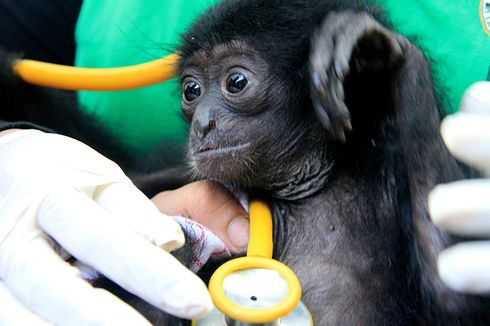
[197,200,312,325]
[13,53,179,90]
[209,200,301,321]
[13,56,313,324]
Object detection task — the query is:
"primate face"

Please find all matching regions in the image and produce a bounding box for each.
[180,41,300,186]
[181,41,270,121]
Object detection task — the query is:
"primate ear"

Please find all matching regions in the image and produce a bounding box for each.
[308,12,404,143]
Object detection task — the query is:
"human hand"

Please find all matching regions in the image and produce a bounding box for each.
[152,181,250,254]
[429,81,490,294]
[0,130,211,325]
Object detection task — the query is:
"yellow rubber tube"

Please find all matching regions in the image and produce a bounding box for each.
[247,200,274,259]
[13,53,179,91]
[207,199,302,324]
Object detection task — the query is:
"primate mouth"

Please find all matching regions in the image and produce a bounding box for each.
[196,143,251,159]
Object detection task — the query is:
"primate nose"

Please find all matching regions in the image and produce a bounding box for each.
[201,119,216,138]
[193,109,217,139]
[193,104,218,139]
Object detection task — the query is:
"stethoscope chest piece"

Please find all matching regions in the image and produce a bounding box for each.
[194,200,313,326]
[195,266,312,325]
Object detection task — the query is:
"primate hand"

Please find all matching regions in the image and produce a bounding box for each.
[429,81,490,294]
[0,130,212,325]
[309,11,404,143]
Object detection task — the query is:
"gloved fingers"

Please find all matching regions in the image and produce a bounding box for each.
[94,182,184,251]
[0,281,52,325]
[440,112,490,174]
[0,128,43,147]
[438,241,490,295]
[38,189,212,319]
[2,237,151,325]
[440,81,490,174]
[429,179,490,236]
[459,81,490,115]
[0,130,128,183]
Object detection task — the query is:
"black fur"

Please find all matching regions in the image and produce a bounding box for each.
[178,0,490,325]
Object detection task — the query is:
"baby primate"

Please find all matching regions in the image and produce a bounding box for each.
[0,0,488,324]
[177,0,490,324]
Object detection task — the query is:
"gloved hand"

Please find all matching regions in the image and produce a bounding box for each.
[429,81,490,294]
[0,130,211,325]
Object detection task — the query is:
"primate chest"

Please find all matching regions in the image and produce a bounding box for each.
[267,187,409,324]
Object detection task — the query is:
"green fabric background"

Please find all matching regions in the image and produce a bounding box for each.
[75,0,218,154]
[76,1,489,154]
[377,0,490,113]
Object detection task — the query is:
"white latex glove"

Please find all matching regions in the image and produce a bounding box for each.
[0,130,212,325]
[429,81,490,294]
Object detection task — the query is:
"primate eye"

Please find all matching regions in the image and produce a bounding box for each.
[183,81,201,102]
[227,73,248,94]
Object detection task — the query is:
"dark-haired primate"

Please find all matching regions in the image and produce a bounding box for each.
[176,0,490,325]
[0,0,489,325]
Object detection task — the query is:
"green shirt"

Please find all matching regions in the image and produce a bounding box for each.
[75,0,218,154]
[76,1,490,154]
[377,0,490,113]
